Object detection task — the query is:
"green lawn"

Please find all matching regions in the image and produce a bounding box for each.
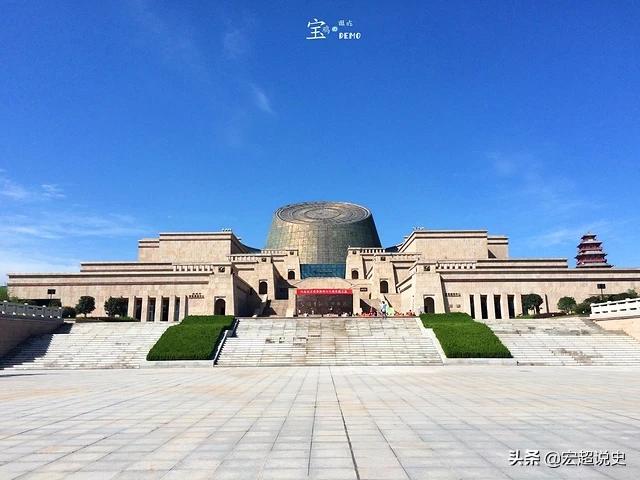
[420,313,512,358]
[147,315,235,361]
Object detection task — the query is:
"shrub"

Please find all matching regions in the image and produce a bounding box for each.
[147,315,235,361]
[62,306,76,318]
[74,316,139,323]
[104,297,128,317]
[76,296,96,317]
[421,313,512,358]
[575,302,591,315]
[557,296,577,314]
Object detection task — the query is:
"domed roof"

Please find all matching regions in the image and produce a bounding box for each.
[265,201,381,265]
[275,201,372,225]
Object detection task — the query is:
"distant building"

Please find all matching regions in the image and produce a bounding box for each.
[7,201,640,321]
[576,233,611,268]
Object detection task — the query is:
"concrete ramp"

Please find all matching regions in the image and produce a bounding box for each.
[217,317,443,366]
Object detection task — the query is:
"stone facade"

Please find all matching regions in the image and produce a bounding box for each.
[7,202,640,321]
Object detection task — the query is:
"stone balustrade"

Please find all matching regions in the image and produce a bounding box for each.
[435,260,477,270]
[1,301,62,319]
[172,264,228,273]
[591,298,640,319]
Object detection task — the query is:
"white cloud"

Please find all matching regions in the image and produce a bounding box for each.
[41,184,66,199]
[251,84,274,114]
[530,221,612,247]
[487,151,592,216]
[0,175,29,200]
[0,212,144,241]
[223,27,250,58]
[0,171,67,202]
[0,250,78,282]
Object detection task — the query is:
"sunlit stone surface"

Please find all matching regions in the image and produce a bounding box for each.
[0,366,638,479]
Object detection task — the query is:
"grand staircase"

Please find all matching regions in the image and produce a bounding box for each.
[485,317,640,366]
[217,317,443,366]
[0,322,172,370]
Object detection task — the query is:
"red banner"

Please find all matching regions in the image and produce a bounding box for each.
[296,288,352,296]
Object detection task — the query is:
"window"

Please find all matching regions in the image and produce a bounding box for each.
[351,269,359,280]
[380,280,389,294]
[258,281,268,295]
[287,270,295,280]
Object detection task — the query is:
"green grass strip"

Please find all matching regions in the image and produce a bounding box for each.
[147,315,235,361]
[421,313,512,358]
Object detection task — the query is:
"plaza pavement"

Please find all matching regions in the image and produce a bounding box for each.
[0,366,638,480]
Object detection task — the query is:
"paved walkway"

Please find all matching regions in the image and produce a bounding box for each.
[0,366,638,479]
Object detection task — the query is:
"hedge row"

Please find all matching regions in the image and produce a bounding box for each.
[421,313,512,358]
[147,315,235,361]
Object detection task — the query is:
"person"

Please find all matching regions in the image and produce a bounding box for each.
[388,305,395,317]
[380,300,387,319]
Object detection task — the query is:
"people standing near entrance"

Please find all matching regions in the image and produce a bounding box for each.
[380,300,387,319]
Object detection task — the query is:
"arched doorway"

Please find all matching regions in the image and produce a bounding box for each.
[287,270,295,280]
[258,281,268,295]
[380,280,389,294]
[214,298,226,315]
[351,269,359,280]
[424,297,435,314]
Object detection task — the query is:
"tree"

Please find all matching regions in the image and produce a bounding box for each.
[523,293,544,315]
[76,296,96,318]
[0,285,8,301]
[104,297,128,317]
[557,296,577,314]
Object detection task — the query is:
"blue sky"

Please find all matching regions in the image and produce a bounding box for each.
[1,1,639,280]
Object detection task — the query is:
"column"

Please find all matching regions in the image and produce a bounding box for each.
[140,296,148,323]
[500,294,509,320]
[472,294,481,320]
[178,296,186,322]
[168,296,176,322]
[129,296,136,319]
[514,294,523,317]
[154,296,162,322]
[487,294,496,320]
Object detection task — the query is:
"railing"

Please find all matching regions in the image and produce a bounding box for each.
[435,260,477,270]
[260,249,298,256]
[228,254,260,262]
[173,264,228,272]
[591,298,640,319]
[1,301,62,319]
[350,248,385,254]
[213,318,240,365]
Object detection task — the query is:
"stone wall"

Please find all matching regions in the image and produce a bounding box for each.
[0,316,63,357]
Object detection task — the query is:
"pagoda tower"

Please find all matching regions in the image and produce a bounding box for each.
[576,233,611,268]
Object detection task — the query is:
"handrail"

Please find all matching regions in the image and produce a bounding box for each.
[213,318,240,365]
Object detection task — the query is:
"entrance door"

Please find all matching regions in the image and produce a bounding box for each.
[214,298,226,315]
[424,296,435,314]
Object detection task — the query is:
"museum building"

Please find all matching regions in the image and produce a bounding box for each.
[7,201,640,321]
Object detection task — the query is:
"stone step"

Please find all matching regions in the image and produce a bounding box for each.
[485,317,640,365]
[0,323,172,370]
[217,317,444,366]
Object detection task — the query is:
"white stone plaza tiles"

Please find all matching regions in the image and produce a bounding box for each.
[0,366,638,479]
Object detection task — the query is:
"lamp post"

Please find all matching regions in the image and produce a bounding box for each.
[597,283,606,300]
